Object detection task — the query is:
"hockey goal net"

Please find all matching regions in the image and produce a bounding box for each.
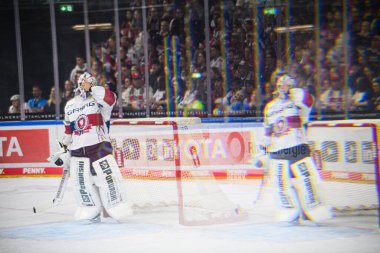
[307,120,380,218]
[110,117,245,225]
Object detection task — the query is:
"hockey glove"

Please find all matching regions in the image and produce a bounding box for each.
[47,140,70,167]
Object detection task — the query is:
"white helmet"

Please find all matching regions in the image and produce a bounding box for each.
[78,72,97,87]
[275,74,296,98]
[75,72,97,99]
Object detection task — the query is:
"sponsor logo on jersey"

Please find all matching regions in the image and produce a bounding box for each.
[73,114,92,136]
[273,116,289,136]
[267,102,295,117]
[67,101,96,115]
[0,169,4,175]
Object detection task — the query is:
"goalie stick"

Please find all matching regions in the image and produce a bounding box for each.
[33,168,70,213]
[251,147,269,205]
[33,140,70,213]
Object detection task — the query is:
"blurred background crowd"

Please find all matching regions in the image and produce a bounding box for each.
[1,0,379,120]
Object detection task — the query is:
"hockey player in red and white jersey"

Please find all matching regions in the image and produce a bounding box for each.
[56,72,132,223]
[262,74,332,223]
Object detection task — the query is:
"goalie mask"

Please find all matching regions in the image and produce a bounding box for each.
[275,74,296,99]
[75,72,97,100]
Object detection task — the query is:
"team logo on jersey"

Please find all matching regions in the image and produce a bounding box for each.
[73,114,91,135]
[273,116,289,136]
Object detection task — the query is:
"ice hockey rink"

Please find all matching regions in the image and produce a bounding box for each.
[0,177,379,253]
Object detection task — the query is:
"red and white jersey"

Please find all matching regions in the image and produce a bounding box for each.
[63,86,116,150]
[263,88,314,152]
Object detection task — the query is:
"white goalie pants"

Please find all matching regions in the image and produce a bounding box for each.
[270,156,332,222]
[70,155,133,222]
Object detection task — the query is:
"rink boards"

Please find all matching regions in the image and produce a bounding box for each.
[0,119,379,185]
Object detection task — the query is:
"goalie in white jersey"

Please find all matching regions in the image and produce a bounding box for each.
[57,72,132,223]
[262,74,331,223]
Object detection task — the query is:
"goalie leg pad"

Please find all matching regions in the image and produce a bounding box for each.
[270,159,301,222]
[291,157,332,222]
[70,157,102,220]
[271,159,297,208]
[92,154,133,221]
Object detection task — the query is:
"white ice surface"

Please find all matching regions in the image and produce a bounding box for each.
[0,178,379,253]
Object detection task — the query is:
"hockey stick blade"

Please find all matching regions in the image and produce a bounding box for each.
[32,198,55,213]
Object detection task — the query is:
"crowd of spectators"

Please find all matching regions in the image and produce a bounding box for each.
[7,0,380,119]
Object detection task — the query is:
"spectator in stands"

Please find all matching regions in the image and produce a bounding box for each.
[186,0,204,48]
[179,55,189,81]
[131,9,143,34]
[187,93,206,117]
[8,94,30,114]
[210,44,223,73]
[243,86,258,117]
[169,7,185,44]
[121,10,135,41]
[150,75,167,112]
[121,76,132,109]
[133,31,145,65]
[222,78,239,109]
[104,35,117,91]
[149,60,163,92]
[357,20,372,47]
[178,78,198,111]
[230,52,242,75]
[228,89,247,116]
[69,54,87,86]
[319,67,347,114]
[27,85,47,113]
[8,94,20,113]
[348,62,363,90]
[123,71,153,111]
[193,50,206,75]
[158,19,170,44]
[126,39,140,66]
[92,45,105,83]
[212,98,225,117]
[61,89,74,111]
[236,60,254,87]
[211,74,224,105]
[43,86,62,114]
[114,63,130,88]
[147,7,161,47]
[62,80,74,99]
[363,65,378,83]
[349,76,373,112]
